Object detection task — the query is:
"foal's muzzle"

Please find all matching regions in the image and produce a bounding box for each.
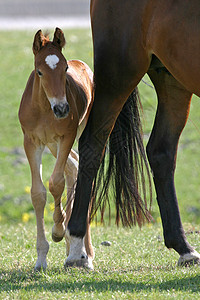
[53,102,69,119]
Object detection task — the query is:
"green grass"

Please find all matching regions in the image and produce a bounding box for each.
[0,223,200,299]
[0,28,200,299]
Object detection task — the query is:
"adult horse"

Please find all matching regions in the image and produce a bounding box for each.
[65,0,200,268]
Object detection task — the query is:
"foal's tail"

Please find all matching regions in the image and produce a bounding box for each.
[90,88,152,227]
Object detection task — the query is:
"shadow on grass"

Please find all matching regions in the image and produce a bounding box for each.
[0,267,200,294]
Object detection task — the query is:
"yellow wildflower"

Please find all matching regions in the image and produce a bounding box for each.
[45,181,49,188]
[22,212,30,223]
[49,203,55,211]
[44,208,48,217]
[24,186,31,194]
[156,217,161,223]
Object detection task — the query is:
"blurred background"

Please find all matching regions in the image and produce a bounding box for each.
[0,0,200,226]
[0,0,90,29]
[0,0,94,223]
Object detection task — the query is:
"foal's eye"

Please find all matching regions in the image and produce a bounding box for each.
[36,69,43,77]
[65,65,69,72]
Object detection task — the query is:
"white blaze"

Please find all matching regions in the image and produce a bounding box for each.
[45,55,59,70]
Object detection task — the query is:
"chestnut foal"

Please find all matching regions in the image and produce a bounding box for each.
[19,28,94,270]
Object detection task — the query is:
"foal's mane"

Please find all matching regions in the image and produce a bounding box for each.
[40,31,66,50]
[41,31,50,46]
[33,28,66,55]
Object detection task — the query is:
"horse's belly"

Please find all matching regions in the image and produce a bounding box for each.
[148,4,200,95]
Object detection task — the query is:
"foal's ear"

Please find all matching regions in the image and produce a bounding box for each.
[33,30,44,55]
[53,28,66,50]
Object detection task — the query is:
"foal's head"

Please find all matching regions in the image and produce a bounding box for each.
[33,28,69,119]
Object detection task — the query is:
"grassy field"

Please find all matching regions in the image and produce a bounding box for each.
[0,29,200,299]
[1,223,200,299]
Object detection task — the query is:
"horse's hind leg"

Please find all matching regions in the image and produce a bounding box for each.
[64,150,94,267]
[65,18,151,268]
[66,78,150,268]
[147,66,200,265]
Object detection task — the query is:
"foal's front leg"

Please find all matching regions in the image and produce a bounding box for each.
[49,139,74,242]
[24,135,49,271]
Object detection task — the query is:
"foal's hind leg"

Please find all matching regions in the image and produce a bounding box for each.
[147,67,200,265]
[64,150,94,268]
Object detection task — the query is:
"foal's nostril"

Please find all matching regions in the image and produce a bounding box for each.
[53,103,69,118]
[64,103,69,114]
[53,105,61,116]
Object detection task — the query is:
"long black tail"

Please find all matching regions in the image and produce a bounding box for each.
[90,88,152,227]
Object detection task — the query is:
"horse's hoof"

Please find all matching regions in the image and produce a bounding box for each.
[64,255,94,270]
[64,233,94,270]
[178,250,200,266]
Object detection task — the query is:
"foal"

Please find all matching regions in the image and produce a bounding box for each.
[19,28,94,270]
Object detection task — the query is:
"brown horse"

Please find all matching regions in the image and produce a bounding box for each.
[65,0,200,268]
[19,28,94,270]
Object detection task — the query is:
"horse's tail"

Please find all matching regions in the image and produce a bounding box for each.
[90,88,152,227]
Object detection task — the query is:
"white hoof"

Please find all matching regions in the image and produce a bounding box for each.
[64,255,94,270]
[64,233,94,270]
[178,250,200,266]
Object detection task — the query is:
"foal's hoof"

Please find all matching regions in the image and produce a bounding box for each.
[64,254,94,271]
[34,241,49,271]
[34,257,48,272]
[34,262,47,272]
[52,224,65,242]
[52,232,64,243]
[178,250,200,266]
